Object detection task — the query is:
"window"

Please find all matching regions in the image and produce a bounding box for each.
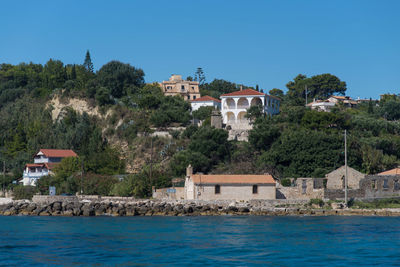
[383,179,389,190]
[181,85,185,90]
[302,180,307,194]
[187,95,190,100]
[215,185,220,194]
[252,185,258,194]
[192,86,195,90]
[341,176,345,189]
[371,180,376,190]
[394,180,400,191]
[193,95,196,100]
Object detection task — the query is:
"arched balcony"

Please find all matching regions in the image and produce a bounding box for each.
[224,98,235,109]
[237,98,249,109]
[226,112,235,123]
[250,97,263,107]
[237,111,248,123]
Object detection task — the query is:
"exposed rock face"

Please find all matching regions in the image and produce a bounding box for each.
[1,199,400,216]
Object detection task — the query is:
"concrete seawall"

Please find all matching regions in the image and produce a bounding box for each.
[1,198,400,216]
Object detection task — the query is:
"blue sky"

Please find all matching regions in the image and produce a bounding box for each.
[1,0,399,99]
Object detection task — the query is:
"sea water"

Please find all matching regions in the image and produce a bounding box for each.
[0,216,399,266]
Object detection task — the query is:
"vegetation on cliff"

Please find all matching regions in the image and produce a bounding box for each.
[1,52,399,197]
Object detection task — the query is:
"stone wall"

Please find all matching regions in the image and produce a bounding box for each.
[277,178,324,200]
[323,189,364,200]
[152,187,185,200]
[195,184,275,201]
[361,175,400,199]
[326,166,365,190]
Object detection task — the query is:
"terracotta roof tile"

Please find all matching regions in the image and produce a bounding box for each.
[39,149,78,158]
[220,89,265,97]
[191,95,221,103]
[378,168,400,175]
[191,174,275,185]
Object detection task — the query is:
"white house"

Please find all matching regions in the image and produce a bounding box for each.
[190,95,221,111]
[21,149,78,186]
[307,100,336,112]
[220,88,280,129]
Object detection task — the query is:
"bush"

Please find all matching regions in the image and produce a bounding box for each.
[280,178,291,187]
[13,185,36,200]
[309,198,324,207]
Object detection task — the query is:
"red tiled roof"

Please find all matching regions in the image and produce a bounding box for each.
[191,174,275,185]
[39,149,78,158]
[378,168,400,176]
[26,163,45,168]
[220,89,265,97]
[191,95,221,103]
[45,163,59,170]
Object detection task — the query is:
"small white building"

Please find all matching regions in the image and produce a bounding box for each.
[190,95,221,111]
[307,100,336,112]
[220,88,280,129]
[21,149,78,186]
[184,165,276,201]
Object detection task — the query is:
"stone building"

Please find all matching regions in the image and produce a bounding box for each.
[361,175,400,199]
[184,165,276,201]
[276,178,325,200]
[160,74,201,101]
[377,168,400,176]
[220,88,280,130]
[325,166,365,190]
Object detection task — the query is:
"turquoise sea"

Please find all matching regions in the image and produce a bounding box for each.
[0,216,399,266]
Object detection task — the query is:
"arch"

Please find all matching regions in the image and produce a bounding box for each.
[226,112,235,123]
[224,98,235,109]
[250,97,263,107]
[237,111,247,123]
[237,98,249,109]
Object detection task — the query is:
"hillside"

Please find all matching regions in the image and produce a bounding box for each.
[1,57,400,198]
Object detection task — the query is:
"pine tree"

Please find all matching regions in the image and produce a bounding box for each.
[194,67,205,85]
[83,50,94,73]
[71,64,77,80]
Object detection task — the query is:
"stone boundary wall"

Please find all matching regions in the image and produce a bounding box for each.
[1,198,400,216]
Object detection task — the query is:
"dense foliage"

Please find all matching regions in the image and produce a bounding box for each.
[1,56,399,198]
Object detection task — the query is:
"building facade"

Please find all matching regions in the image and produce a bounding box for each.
[21,149,78,186]
[190,95,221,111]
[160,74,201,101]
[325,166,365,190]
[220,88,280,129]
[184,165,276,201]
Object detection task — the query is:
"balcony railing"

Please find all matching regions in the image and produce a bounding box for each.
[23,171,49,178]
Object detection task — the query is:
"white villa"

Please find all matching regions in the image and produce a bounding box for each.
[220,88,280,129]
[21,149,78,186]
[307,100,336,112]
[190,95,221,111]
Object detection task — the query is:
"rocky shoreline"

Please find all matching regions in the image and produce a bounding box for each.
[1,199,400,217]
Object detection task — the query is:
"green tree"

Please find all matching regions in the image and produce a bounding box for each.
[83,50,94,73]
[97,61,145,99]
[269,88,284,98]
[194,67,205,85]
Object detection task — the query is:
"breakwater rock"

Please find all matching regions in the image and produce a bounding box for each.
[1,198,400,216]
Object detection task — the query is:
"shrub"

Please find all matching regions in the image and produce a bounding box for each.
[309,198,324,207]
[280,178,291,187]
[13,185,36,200]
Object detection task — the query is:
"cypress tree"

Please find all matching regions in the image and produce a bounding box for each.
[83,50,94,73]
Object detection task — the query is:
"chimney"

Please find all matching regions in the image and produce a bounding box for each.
[186,164,193,177]
[240,85,243,91]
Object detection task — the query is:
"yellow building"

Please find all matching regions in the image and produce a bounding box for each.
[160,75,201,101]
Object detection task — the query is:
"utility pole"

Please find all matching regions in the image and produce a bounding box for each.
[344,130,348,207]
[80,160,84,195]
[2,161,5,194]
[305,85,308,106]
